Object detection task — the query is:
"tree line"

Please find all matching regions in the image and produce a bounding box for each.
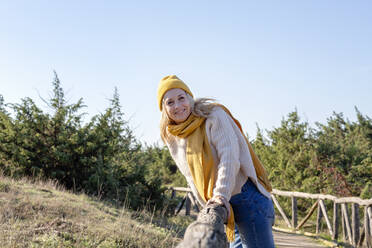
[252,110,372,199]
[0,73,184,211]
[1,74,370,213]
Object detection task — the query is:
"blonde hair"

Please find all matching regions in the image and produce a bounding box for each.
[160,93,216,143]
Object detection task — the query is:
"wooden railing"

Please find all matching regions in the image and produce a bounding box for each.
[169,187,197,216]
[168,187,372,248]
[272,189,372,248]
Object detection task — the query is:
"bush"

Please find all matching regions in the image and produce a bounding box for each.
[0,73,166,211]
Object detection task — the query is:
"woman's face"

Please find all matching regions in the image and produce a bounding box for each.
[163,88,192,124]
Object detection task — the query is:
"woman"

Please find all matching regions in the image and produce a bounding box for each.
[157,75,275,248]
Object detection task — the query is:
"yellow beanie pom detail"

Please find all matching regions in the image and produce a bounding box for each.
[157,75,193,111]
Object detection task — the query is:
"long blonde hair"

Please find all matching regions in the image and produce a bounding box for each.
[160,93,216,143]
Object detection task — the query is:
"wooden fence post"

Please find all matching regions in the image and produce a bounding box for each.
[319,199,333,237]
[187,192,200,213]
[352,203,360,246]
[342,206,347,242]
[369,207,372,245]
[185,195,191,216]
[271,194,291,228]
[365,206,372,248]
[369,207,372,234]
[316,203,323,234]
[296,200,318,230]
[333,202,339,240]
[171,189,175,199]
[341,203,353,244]
[291,196,297,228]
[175,195,187,216]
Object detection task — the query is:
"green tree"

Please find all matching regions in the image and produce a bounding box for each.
[314,109,372,196]
[0,75,168,210]
[0,94,15,174]
[142,145,186,187]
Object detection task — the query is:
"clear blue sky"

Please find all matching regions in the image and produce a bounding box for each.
[1,1,371,145]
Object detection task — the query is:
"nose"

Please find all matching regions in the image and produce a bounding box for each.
[174,100,181,109]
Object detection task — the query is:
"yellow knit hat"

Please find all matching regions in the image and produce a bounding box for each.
[157,75,193,111]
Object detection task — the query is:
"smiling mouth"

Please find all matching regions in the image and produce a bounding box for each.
[175,109,186,115]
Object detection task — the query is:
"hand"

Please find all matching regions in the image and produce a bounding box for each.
[206,195,231,219]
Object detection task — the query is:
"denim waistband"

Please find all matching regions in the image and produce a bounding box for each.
[241,178,257,193]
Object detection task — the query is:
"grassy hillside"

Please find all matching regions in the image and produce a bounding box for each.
[0,174,193,248]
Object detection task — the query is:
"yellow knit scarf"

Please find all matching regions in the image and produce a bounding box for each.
[167,105,272,242]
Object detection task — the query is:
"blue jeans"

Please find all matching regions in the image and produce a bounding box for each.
[229,179,275,248]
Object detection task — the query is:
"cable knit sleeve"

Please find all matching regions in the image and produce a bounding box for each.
[208,107,241,201]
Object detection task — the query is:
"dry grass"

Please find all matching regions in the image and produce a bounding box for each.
[0,174,193,248]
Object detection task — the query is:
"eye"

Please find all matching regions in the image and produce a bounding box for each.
[167,100,174,106]
[178,96,185,101]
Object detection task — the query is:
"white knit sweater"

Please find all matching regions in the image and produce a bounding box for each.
[166,106,271,206]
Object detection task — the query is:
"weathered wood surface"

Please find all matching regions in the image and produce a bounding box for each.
[272,189,372,206]
[316,201,323,234]
[291,196,298,228]
[332,202,339,240]
[341,203,353,244]
[297,199,318,230]
[352,203,360,246]
[170,186,372,205]
[365,206,372,247]
[319,199,334,237]
[273,229,328,248]
[271,194,292,228]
